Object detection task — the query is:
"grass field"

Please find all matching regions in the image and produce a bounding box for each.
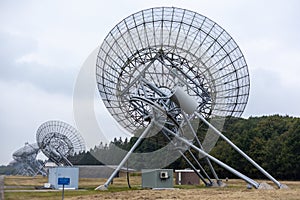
[3,175,300,200]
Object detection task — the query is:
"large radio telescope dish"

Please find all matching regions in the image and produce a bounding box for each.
[36,120,86,166]
[96,7,250,133]
[95,7,284,190]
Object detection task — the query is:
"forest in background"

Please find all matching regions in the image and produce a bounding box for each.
[1,115,299,180]
[69,115,300,180]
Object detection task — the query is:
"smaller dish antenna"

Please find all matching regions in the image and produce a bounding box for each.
[36,120,86,166]
[13,143,39,160]
[12,142,46,176]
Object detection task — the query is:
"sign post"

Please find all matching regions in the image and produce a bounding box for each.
[58,177,70,200]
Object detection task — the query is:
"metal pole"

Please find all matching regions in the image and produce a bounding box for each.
[180,150,209,186]
[62,184,65,200]
[156,122,260,188]
[182,113,220,181]
[161,130,210,185]
[186,149,213,184]
[195,112,282,188]
[126,160,131,189]
[95,122,154,190]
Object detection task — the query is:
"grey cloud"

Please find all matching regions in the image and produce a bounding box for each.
[244,68,300,117]
[0,32,76,96]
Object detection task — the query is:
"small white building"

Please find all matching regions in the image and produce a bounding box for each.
[48,167,79,189]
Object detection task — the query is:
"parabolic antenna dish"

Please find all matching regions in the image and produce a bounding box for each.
[95,7,285,190]
[12,142,46,176]
[36,120,86,166]
[12,143,39,160]
[96,7,250,133]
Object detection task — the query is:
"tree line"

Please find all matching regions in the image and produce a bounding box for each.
[1,115,298,180]
[70,115,300,180]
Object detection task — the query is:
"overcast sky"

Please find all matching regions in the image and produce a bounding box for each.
[0,0,299,165]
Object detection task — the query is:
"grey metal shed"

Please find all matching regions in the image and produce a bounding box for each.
[142,169,173,189]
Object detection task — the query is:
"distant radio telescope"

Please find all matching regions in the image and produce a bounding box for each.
[36,120,86,166]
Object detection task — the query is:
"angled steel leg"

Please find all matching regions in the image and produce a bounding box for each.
[156,121,260,188]
[186,149,213,184]
[182,113,221,184]
[161,130,210,186]
[179,150,209,185]
[195,112,283,189]
[95,123,154,190]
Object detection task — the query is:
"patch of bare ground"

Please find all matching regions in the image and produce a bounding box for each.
[68,187,300,200]
[68,179,300,200]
